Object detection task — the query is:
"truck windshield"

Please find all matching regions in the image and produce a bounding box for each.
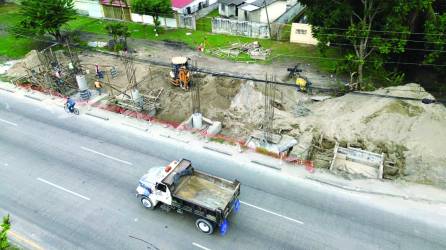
[156,183,167,192]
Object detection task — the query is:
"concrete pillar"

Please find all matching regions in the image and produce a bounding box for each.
[192,113,203,129]
[131,88,144,107]
[76,75,91,100]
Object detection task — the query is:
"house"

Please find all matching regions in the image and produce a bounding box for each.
[100,0,131,20]
[238,0,287,23]
[218,0,245,17]
[73,0,104,18]
[172,0,218,15]
[290,23,318,45]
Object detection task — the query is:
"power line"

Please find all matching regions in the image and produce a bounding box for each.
[315,26,446,37]
[6,31,444,103]
[5,26,446,68]
[313,32,446,45]
[329,42,446,53]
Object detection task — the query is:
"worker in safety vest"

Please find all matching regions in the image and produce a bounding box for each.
[94,81,103,95]
[296,77,307,92]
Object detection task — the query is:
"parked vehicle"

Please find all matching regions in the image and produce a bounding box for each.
[136,159,241,235]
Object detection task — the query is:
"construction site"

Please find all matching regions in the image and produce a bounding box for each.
[4,43,446,189]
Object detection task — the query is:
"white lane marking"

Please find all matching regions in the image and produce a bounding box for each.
[0,118,18,126]
[240,200,304,225]
[37,178,91,201]
[192,242,211,250]
[80,146,133,166]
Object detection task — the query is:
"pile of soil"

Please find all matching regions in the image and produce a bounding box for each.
[298,83,446,187]
[7,50,41,77]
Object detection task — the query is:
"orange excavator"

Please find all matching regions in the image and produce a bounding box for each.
[169,57,191,90]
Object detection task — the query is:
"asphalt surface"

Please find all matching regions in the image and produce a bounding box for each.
[1,91,446,250]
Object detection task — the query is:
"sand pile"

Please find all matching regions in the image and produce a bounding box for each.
[298,83,446,187]
[7,50,41,77]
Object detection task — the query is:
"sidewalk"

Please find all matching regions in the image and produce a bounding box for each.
[2,81,446,205]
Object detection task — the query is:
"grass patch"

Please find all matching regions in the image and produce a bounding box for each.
[0,3,338,72]
[66,15,338,72]
[0,3,39,59]
[196,10,219,32]
[0,34,36,59]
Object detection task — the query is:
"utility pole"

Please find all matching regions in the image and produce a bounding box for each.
[264,0,272,39]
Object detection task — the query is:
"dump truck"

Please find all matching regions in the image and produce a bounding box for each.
[136,159,241,235]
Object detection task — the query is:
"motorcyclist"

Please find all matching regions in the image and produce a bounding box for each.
[66,97,76,113]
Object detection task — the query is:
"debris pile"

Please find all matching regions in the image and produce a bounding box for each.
[212,41,271,60]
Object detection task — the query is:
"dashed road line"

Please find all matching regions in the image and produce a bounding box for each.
[192,242,211,250]
[0,118,18,126]
[81,146,133,166]
[37,178,90,201]
[240,200,304,225]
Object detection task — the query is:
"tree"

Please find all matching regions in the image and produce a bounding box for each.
[0,214,11,250]
[300,0,431,88]
[105,23,130,51]
[19,0,77,41]
[423,2,446,69]
[131,0,172,36]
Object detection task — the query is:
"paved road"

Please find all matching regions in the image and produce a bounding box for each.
[1,91,445,250]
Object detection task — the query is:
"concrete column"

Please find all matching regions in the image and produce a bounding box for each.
[76,75,91,100]
[192,113,203,129]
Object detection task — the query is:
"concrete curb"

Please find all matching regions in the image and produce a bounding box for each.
[24,94,43,101]
[86,112,110,121]
[160,134,189,144]
[306,176,446,204]
[122,122,148,131]
[0,86,15,93]
[203,146,232,156]
[251,160,281,170]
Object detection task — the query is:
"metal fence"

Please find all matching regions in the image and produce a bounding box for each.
[211,17,270,39]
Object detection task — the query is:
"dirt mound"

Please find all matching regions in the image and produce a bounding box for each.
[299,83,446,187]
[7,50,41,77]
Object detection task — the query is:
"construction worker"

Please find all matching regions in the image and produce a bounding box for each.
[95,80,103,95]
[295,77,307,92]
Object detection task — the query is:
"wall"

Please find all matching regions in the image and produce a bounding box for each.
[259,0,287,23]
[212,17,270,38]
[289,23,318,45]
[131,13,178,28]
[219,3,237,17]
[74,0,104,18]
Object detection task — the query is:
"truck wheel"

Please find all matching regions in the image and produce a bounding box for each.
[195,219,214,234]
[140,197,154,210]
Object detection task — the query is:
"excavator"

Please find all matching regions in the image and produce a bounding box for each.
[169,57,191,90]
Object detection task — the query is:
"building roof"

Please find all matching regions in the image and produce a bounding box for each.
[171,0,194,9]
[250,0,278,7]
[239,0,281,11]
[240,4,260,11]
[219,0,246,5]
[100,0,129,7]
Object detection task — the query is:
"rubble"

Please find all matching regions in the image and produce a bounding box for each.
[211,41,271,60]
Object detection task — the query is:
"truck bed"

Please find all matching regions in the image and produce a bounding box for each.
[173,171,237,211]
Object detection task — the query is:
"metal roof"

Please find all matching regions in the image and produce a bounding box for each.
[219,0,246,5]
